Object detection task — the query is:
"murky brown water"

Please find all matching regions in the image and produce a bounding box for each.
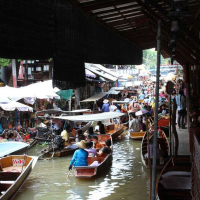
[14,133,149,200]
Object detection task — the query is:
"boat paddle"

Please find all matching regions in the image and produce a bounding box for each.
[66,169,72,179]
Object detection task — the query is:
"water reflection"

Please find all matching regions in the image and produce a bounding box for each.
[14,135,149,200]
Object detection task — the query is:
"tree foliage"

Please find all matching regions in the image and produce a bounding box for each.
[0,58,11,67]
[143,49,169,69]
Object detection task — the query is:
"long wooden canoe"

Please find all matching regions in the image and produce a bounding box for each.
[106,124,125,140]
[0,155,37,200]
[141,130,169,168]
[156,156,191,200]
[129,131,146,140]
[40,121,92,158]
[74,134,112,178]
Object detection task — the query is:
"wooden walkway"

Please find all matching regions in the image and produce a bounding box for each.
[177,127,190,156]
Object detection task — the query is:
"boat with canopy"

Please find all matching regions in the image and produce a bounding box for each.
[0,142,30,158]
[54,112,126,140]
[0,155,38,200]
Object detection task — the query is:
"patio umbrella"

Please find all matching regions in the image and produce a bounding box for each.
[0,101,33,112]
[135,109,149,116]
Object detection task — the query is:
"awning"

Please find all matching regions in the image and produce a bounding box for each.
[54,112,125,121]
[107,89,120,95]
[37,109,91,115]
[112,101,129,104]
[0,101,33,112]
[110,87,125,91]
[85,64,118,82]
[0,142,29,157]
[80,92,107,102]
[86,63,121,78]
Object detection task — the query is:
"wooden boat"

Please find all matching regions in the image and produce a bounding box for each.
[106,124,126,140]
[141,130,169,168]
[156,156,191,200]
[129,131,146,140]
[0,142,30,157]
[74,134,112,178]
[42,143,78,158]
[26,139,38,150]
[74,121,93,135]
[0,155,37,200]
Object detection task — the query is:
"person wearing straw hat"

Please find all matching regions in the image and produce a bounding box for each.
[68,140,88,170]
[102,99,110,112]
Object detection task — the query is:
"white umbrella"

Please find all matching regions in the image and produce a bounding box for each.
[0,101,33,112]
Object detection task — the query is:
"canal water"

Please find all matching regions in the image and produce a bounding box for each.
[14,133,150,200]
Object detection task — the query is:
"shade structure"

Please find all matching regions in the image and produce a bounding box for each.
[54,112,125,122]
[0,101,33,112]
[85,64,118,82]
[0,80,60,103]
[85,69,96,78]
[110,87,125,91]
[135,110,149,116]
[107,89,120,95]
[0,142,29,157]
[112,101,129,104]
[37,109,91,115]
[80,92,108,102]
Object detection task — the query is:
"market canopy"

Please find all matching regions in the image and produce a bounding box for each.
[110,87,125,91]
[0,80,60,103]
[0,101,33,112]
[80,92,108,102]
[54,112,125,121]
[85,64,118,82]
[107,89,120,95]
[37,109,91,115]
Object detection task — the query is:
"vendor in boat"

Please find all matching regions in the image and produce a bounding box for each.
[61,125,75,145]
[77,130,85,142]
[93,136,103,150]
[129,114,141,132]
[86,141,97,157]
[7,132,16,141]
[99,124,106,135]
[102,99,110,112]
[158,104,169,115]
[87,127,97,137]
[69,140,88,170]
[97,139,112,156]
[128,99,141,114]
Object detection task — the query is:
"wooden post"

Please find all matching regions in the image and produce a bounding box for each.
[12,59,17,88]
[49,61,53,79]
[24,60,28,86]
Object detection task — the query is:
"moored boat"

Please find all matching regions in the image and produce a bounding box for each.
[74,134,112,178]
[141,130,169,168]
[156,156,191,200]
[0,155,37,200]
[106,124,126,140]
[129,131,146,140]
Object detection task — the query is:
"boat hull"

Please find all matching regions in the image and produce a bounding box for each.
[141,130,169,168]
[0,155,36,200]
[74,134,113,178]
[129,131,145,140]
[156,156,191,200]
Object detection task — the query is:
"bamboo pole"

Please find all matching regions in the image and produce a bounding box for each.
[151,20,161,200]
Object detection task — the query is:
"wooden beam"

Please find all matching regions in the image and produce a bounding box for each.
[82,0,137,12]
[97,8,141,19]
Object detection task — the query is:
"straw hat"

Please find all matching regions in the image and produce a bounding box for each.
[76,140,88,149]
[103,99,109,104]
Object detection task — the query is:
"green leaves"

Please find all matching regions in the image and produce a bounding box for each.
[0,58,11,67]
